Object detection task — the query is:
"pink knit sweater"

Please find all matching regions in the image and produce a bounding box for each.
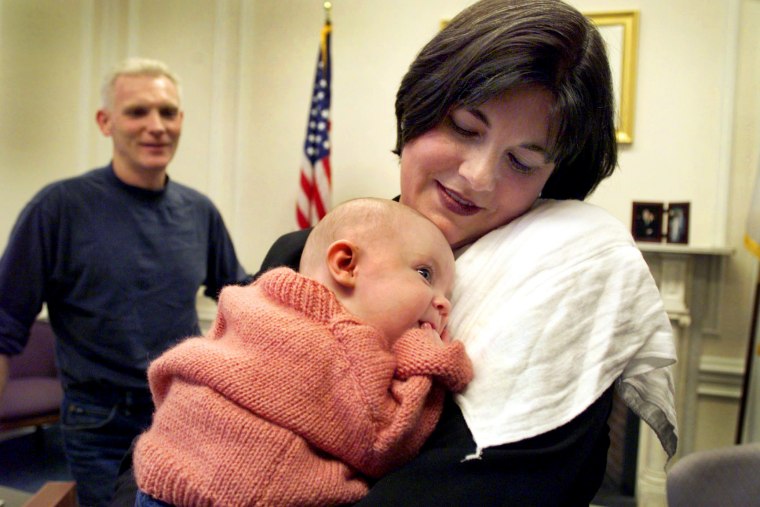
[134,267,472,506]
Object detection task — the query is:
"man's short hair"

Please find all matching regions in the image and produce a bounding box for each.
[100,57,182,108]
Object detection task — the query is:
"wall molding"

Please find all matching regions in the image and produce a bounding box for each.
[697,354,744,399]
[713,0,741,246]
[208,0,243,227]
[78,1,95,172]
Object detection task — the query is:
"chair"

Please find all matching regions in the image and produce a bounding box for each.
[22,481,77,507]
[666,443,760,507]
[0,320,63,432]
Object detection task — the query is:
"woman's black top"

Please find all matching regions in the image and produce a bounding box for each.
[110,227,613,507]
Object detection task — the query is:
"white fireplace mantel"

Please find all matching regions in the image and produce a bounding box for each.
[634,243,734,507]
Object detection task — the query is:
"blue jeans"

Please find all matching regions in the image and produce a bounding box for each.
[61,385,153,507]
[135,491,173,507]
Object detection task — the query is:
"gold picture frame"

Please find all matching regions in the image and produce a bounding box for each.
[586,11,640,144]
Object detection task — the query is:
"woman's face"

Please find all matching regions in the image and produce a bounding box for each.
[400,86,557,249]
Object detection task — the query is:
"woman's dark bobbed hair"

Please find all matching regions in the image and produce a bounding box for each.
[394,0,617,200]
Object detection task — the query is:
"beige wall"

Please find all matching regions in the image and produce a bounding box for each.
[717,0,760,446]
[1,0,758,452]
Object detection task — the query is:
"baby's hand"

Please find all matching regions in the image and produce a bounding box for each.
[419,322,446,347]
[394,323,470,390]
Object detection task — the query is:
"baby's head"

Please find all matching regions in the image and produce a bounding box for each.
[300,198,455,343]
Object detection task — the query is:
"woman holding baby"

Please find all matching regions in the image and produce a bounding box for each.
[113,0,676,505]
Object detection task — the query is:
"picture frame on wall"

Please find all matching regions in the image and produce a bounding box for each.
[666,202,690,244]
[585,11,640,144]
[631,202,664,242]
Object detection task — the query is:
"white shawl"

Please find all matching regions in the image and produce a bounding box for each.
[450,199,678,458]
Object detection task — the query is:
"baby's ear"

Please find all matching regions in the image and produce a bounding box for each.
[326,240,358,288]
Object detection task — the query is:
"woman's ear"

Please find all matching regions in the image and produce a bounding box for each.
[326,240,358,288]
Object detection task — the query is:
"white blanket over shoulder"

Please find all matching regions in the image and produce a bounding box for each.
[450,199,678,458]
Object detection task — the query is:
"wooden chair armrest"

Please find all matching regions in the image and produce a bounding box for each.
[21,482,76,507]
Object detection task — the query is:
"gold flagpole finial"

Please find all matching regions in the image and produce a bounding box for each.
[324,1,332,24]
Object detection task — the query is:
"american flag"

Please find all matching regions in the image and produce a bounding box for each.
[296,21,332,229]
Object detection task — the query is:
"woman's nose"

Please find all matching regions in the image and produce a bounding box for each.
[459,150,498,192]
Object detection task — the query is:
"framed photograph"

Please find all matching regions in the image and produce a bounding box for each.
[632,202,664,242]
[666,202,690,244]
[586,11,640,144]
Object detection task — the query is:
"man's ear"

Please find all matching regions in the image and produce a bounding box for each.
[326,240,358,288]
[95,109,112,136]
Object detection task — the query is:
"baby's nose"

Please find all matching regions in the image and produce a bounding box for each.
[434,296,451,326]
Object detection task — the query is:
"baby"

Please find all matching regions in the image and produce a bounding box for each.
[133,198,472,506]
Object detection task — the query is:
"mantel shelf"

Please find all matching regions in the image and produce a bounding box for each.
[636,243,734,256]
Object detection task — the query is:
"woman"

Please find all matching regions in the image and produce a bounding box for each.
[112,0,676,505]
[260,0,675,505]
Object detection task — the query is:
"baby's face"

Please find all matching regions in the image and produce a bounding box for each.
[352,216,455,342]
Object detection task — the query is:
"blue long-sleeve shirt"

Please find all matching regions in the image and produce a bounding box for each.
[0,164,249,390]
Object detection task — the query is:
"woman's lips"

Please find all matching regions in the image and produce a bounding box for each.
[437,181,480,216]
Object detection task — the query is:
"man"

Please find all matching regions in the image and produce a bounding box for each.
[0,58,250,507]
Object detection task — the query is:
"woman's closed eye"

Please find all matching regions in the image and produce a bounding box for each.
[508,153,533,174]
[447,114,479,138]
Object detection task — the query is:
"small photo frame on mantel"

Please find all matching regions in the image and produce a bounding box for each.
[666,202,690,244]
[631,202,664,242]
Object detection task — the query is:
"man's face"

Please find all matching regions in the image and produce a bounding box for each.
[96,74,183,182]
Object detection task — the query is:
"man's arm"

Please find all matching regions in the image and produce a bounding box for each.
[0,190,53,358]
[202,206,253,300]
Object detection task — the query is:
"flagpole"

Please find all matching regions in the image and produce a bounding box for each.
[324,1,332,24]
[296,1,333,229]
[736,263,760,443]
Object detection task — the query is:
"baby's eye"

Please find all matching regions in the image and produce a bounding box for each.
[416,267,433,282]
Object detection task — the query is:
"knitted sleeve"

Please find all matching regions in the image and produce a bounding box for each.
[392,330,473,392]
[317,325,473,478]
